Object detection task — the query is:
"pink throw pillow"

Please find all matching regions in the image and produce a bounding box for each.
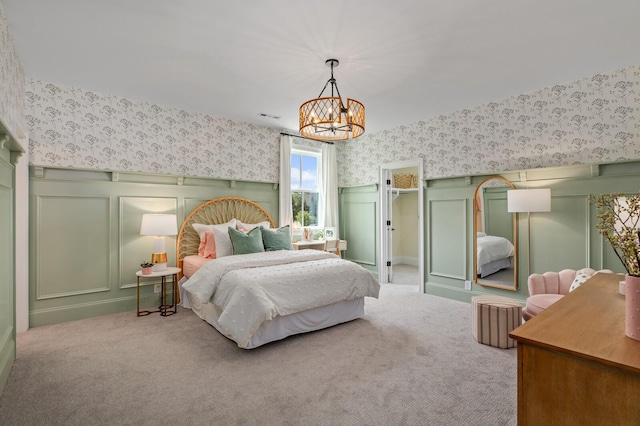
[198,230,217,259]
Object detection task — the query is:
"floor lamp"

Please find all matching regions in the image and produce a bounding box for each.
[507,189,551,277]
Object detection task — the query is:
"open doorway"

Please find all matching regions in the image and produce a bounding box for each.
[378,159,424,292]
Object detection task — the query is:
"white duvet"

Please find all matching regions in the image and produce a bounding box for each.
[182,249,380,348]
[477,234,514,267]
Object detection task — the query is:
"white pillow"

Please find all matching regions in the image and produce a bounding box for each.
[192,219,237,240]
[236,219,271,231]
[192,219,237,258]
[477,232,487,237]
[212,227,234,258]
[569,271,592,292]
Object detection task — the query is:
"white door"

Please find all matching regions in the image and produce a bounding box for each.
[378,169,393,283]
[384,169,394,283]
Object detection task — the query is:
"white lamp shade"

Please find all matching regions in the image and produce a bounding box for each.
[507,189,551,213]
[140,214,178,236]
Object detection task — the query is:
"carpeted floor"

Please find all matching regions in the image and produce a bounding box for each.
[0,285,517,425]
[389,264,420,287]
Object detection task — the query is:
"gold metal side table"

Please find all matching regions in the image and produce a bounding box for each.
[135,267,181,317]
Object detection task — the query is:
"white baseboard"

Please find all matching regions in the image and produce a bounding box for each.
[392,256,418,266]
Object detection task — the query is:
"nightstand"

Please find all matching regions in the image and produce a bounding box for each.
[136,267,181,317]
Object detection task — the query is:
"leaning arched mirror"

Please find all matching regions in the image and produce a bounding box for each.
[473,176,518,290]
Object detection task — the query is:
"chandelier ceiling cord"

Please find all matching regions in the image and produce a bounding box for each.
[299,59,365,142]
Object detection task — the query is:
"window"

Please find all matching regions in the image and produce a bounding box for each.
[291,148,321,227]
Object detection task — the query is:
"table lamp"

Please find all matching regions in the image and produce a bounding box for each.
[140,214,178,272]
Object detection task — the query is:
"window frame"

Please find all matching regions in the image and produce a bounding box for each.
[291,145,322,232]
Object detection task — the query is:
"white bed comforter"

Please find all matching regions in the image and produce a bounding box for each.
[477,234,515,267]
[182,249,380,348]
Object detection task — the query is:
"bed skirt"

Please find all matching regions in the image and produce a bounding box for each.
[180,279,365,349]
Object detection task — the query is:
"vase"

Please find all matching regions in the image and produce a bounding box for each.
[141,267,153,275]
[625,274,640,341]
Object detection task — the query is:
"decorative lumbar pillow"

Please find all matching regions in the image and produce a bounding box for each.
[236,219,271,232]
[261,225,293,251]
[569,271,592,292]
[228,226,265,255]
[192,219,237,240]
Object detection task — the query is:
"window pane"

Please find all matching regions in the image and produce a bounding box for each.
[300,155,318,191]
[305,192,319,226]
[291,191,302,228]
[292,191,319,227]
[290,154,301,190]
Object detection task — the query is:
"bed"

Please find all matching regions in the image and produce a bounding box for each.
[476,233,515,278]
[177,197,380,349]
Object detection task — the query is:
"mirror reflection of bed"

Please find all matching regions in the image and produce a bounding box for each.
[473,176,518,290]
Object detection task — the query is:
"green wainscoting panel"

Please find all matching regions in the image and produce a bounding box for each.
[29,167,278,327]
[0,159,11,184]
[339,185,378,273]
[429,199,467,280]
[528,194,590,274]
[34,196,112,299]
[119,197,178,290]
[333,162,640,306]
[343,200,377,265]
[0,123,21,396]
[184,197,213,218]
[0,184,15,396]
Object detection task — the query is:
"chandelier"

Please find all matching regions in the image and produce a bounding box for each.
[299,59,365,142]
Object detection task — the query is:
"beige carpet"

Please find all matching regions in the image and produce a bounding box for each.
[389,264,420,287]
[0,285,517,425]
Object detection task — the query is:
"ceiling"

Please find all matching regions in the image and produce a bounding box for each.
[3,0,639,135]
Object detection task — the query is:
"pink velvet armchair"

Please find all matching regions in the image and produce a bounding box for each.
[523,268,613,321]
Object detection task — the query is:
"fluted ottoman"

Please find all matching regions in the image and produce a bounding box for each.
[472,295,522,349]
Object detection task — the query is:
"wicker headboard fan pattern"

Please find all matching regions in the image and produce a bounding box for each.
[177,197,275,265]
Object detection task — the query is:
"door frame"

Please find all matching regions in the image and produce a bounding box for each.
[378,158,424,292]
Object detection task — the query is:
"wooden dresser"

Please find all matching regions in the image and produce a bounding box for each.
[509,273,640,425]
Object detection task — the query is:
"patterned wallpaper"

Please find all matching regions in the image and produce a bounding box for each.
[26,80,281,182]
[25,61,639,185]
[0,4,25,136]
[337,64,640,186]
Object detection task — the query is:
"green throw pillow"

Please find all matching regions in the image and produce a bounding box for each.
[228,226,265,255]
[261,225,293,251]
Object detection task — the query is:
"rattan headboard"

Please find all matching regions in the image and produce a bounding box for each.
[176,196,275,271]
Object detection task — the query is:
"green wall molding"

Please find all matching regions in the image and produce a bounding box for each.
[34,195,113,300]
[30,165,279,188]
[29,166,278,327]
[0,119,22,396]
[428,198,467,280]
[425,281,526,305]
[339,187,378,270]
[29,292,173,327]
[424,161,640,303]
[340,184,378,193]
[342,200,377,265]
